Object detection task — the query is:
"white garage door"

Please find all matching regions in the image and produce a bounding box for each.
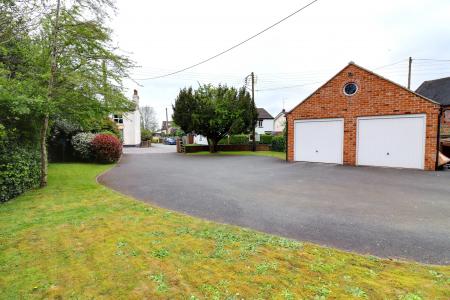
[294,119,344,164]
[357,114,426,169]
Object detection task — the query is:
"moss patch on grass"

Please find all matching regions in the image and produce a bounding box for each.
[0,163,449,299]
[188,150,286,160]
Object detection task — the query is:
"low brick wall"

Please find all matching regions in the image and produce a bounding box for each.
[184,144,271,153]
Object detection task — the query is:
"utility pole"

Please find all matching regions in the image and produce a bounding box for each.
[251,72,256,152]
[165,107,169,135]
[407,57,412,89]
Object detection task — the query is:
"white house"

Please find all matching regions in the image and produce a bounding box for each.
[273,109,286,133]
[193,134,208,145]
[112,90,141,146]
[256,108,274,135]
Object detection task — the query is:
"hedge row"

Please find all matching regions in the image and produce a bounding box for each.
[259,134,273,145]
[191,134,286,152]
[0,141,40,203]
[272,135,286,152]
[217,134,277,145]
[219,134,249,145]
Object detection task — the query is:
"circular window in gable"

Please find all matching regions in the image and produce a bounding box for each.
[343,82,358,96]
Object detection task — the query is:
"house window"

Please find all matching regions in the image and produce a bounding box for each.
[113,114,123,124]
[343,82,358,96]
[258,120,263,128]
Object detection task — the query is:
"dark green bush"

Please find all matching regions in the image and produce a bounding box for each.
[141,129,153,141]
[231,135,249,144]
[219,134,249,145]
[0,141,40,202]
[90,117,120,138]
[259,134,273,145]
[272,135,286,152]
[48,120,80,162]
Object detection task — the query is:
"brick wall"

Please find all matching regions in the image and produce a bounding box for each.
[441,110,450,138]
[286,63,441,170]
[185,144,271,153]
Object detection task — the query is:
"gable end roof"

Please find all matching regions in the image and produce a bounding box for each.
[274,109,286,120]
[287,62,441,115]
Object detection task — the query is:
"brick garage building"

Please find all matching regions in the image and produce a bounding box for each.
[286,63,442,170]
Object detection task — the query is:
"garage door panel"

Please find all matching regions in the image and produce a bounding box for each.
[294,119,343,164]
[357,115,425,169]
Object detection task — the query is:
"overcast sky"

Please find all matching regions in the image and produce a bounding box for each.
[111,0,450,126]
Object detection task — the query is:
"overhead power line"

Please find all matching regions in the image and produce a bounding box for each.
[414,58,450,62]
[137,0,320,81]
[256,81,322,92]
[373,59,406,70]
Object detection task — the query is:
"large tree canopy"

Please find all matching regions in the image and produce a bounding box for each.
[173,84,257,152]
[1,0,135,188]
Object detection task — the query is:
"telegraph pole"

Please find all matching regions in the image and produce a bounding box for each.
[407,57,412,89]
[251,72,256,152]
[245,72,257,151]
[165,107,169,135]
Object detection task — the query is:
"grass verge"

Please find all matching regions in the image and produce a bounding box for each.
[188,150,286,160]
[0,163,449,299]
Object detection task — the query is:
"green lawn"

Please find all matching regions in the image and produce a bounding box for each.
[0,164,449,299]
[188,150,286,160]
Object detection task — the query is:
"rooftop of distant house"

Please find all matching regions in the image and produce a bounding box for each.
[257,108,274,119]
[416,77,450,106]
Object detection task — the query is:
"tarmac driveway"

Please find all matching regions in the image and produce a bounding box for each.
[99,153,450,265]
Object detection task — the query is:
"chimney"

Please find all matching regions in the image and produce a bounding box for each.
[132,89,139,105]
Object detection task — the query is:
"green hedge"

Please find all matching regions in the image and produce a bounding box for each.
[272,135,286,152]
[259,134,273,145]
[219,134,249,145]
[0,141,40,202]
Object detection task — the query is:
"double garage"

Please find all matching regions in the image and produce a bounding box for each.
[287,63,441,170]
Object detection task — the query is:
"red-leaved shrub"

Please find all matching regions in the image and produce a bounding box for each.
[91,134,122,163]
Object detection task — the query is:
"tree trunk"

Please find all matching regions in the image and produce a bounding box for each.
[209,139,218,153]
[40,0,61,187]
[39,115,49,187]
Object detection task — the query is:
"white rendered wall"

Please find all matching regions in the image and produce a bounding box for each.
[194,135,208,145]
[274,115,286,132]
[122,91,141,146]
[123,110,141,146]
[255,119,274,134]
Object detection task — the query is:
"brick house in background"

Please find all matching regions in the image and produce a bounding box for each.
[416,77,450,159]
[286,62,442,170]
[416,77,450,138]
[161,121,174,134]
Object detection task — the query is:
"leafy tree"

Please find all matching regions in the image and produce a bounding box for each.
[0,0,135,188]
[172,87,198,133]
[36,0,135,186]
[173,84,257,152]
